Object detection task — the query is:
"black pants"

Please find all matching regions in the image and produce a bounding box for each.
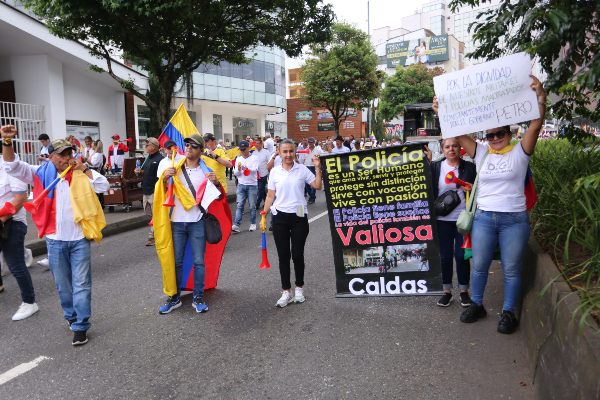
[272,212,309,290]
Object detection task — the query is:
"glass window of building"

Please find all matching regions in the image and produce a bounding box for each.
[217,61,231,77]
[243,61,255,81]
[231,63,244,79]
[213,115,223,141]
[254,60,265,82]
[232,117,257,144]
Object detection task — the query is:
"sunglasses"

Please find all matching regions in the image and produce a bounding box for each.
[184,142,200,149]
[485,130,508,141]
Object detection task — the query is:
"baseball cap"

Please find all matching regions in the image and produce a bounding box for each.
[48,139,76,154]
[308,137,316,143]
[111,134,120,140]
[145,137,160,147]
[239,140,249,150]
[163,140,177,149]
[203,133,216,141]
[184,133,204,147]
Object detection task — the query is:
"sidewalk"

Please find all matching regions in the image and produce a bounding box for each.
[25,177,238,256]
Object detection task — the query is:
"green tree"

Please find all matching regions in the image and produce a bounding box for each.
[449,0,599,142]
[299,22,385,135]
[374,107,385,141]
[25,0,335,132]
[378,63,444,121]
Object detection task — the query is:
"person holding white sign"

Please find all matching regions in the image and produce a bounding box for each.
[432,75,546,335]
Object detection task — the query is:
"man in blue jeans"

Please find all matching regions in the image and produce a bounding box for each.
[157,134,221,314]
[1,127,109,346]
[254,139,270,209]
[0,154,38,322]
[232,141,259,233]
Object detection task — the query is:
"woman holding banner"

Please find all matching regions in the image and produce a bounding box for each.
[260,139,322,308]
[427,138,476,307]
[432,75,546,334]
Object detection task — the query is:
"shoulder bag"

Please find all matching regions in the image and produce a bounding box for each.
[434,189,461,217]
[181,167,223,244]
[456,150,489,235]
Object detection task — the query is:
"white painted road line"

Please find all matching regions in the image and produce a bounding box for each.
[0,356,51,386]
[308,211,328,224]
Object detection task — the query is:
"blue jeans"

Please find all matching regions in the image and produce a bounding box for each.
[471,210,530,312]
[0,221,35,304]
[437,220,470,291]
[305,166,316,202]
[172,220,206,298]
[112,166,122,174]
[46,237,92,331]
[234,184,257,226]
[256,176,268,206]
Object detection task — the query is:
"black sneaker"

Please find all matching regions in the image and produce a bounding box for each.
[460,303,487,323]
[497,310,519,334]
[67,319,77,330]
[436,293,453,307]
[72,330,88,346]
[459,292,473,307]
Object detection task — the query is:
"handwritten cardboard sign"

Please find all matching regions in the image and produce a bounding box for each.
[433,52,540,138]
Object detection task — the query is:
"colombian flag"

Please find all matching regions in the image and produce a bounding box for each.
[154,104,232,295]
[30,162,72,238]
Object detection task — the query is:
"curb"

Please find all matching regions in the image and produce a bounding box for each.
[26,193,237,257]
[519,237,600,399]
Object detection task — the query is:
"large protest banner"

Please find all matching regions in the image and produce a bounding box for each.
[433,52,540,138]
[321,145,442,297]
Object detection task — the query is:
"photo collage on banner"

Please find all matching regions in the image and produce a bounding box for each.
[321,145,443,297]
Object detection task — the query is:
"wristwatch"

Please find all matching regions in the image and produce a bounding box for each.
[83,167,90,173]
[215,154,220,160]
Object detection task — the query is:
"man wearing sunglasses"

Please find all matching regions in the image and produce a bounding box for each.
[157,134,220,315]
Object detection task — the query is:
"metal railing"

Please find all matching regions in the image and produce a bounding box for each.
[0,101,46,165]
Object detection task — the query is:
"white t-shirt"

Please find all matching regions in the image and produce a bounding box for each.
[264,138,275,155]
[268,163,316,215]
[473,142,530,212]
[437,160,466,222]
[157,153,185,178]
[39,145,50,165]
[234,153,259,186]
[0,158,28,224]
[301,146,325,167]
[90,152,104,169]
[170,164,220,223]
[331,145,350,154]
[254,148,270,178]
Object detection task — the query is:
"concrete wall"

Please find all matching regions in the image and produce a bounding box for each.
[519,237,600,399]
[63,65,127,144]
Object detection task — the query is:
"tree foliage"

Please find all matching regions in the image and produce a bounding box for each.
[449,0,600,143]
[378,63,444,122]
[25,0,335,130]
[299,22,385,135]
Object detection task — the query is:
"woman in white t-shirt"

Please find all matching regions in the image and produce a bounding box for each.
[427,137,477,308]
[432,75,546,334]
[261,139,322,308]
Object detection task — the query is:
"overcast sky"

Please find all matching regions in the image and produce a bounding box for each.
[286,0,430,68]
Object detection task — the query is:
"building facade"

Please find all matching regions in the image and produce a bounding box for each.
[0,1,146,163]
[135,46,288,146]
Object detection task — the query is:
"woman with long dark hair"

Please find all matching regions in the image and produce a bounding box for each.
[261,139,322,307]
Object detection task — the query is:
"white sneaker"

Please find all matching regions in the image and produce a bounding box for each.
[12,302,39,321]
[249,224,256,232]
[294,287,305,303]
[37,258,50,268]
[25,248,33,268]
[232,225,240,233]
[276,291,294,308]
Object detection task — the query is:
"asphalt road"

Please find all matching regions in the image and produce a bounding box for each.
[0,193,533,399]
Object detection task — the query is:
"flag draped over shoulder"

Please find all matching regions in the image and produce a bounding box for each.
[153,104,232,296]
[30,163,105,242]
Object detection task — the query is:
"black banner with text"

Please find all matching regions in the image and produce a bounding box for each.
[321,145,442,297]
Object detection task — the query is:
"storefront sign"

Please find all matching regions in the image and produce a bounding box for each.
[433,52,540,138]
[386,34,449,68]
[317,109,333,120]
[321,145,442,297]
[318,121,335,131]
[296,111,312,121]
[299,124,310,132]
[342,121,355,129]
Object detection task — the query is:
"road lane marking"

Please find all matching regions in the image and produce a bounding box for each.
[0,356,51,386]
[309,211,328,224]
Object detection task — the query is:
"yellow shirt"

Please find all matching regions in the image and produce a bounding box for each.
[202,148,230,194]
